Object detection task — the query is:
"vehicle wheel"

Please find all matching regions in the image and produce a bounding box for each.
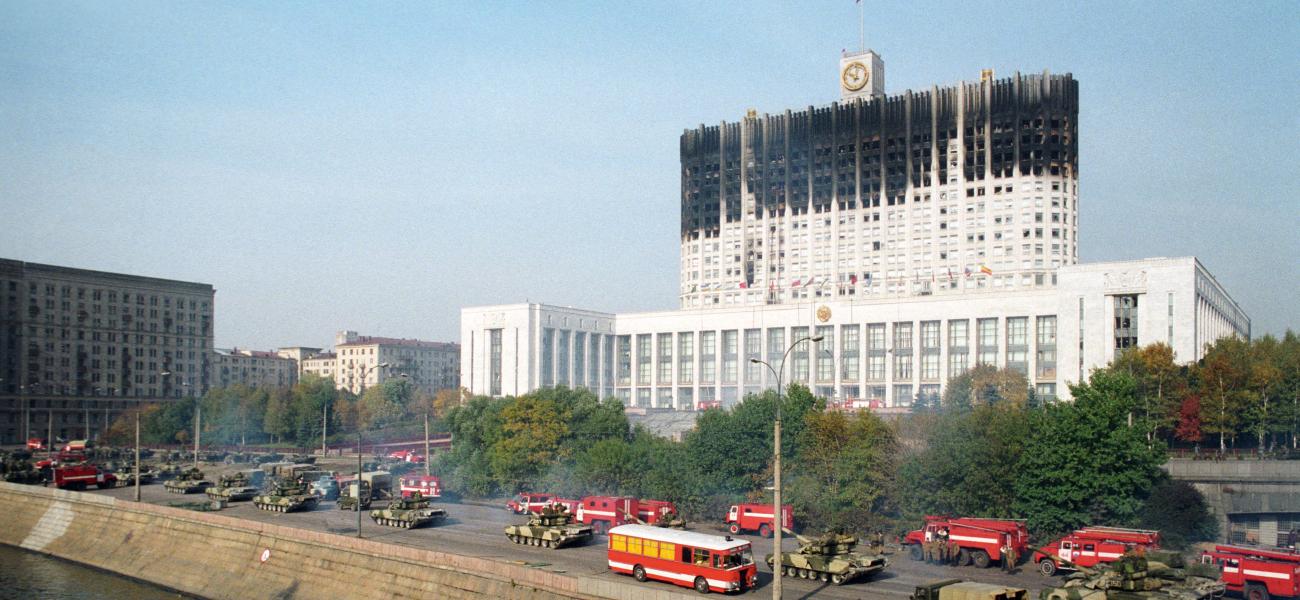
[910,545,923,561]
[759,524,772,538]
[831,574,846,585]
[972,550,991,569]
[728,523,740,535]
[1246,585,1270,600]
[633,564,647,582]
[1039,559,1058,577]
[819,572,830,582]
[694,576,710,594]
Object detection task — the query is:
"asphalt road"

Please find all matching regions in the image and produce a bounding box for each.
[84,460,1059,600]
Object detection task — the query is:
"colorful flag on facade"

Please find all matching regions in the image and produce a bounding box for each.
[791,278,801,288]
[947,267,954,281]
[964,266,972,278]
[980,264,993,276]
[850,274,858,284]
[739,281,748,289]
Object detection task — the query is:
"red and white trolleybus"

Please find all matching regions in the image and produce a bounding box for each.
[607,524,758,594]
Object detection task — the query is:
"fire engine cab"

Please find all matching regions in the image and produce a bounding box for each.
[53,464,116,490]
[398,475,441,499]
[1201,544,1300,600]
[636,499,682,526]
[904,516,1030,569]
[725,503,793,538]
[507,493,555,514]
[1034,526,1162,576]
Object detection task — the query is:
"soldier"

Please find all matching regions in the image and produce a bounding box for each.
[1002,537,1017,573]
[936,527,951,565]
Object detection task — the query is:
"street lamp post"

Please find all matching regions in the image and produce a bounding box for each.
[750,333,823,600]
[134,405,142,502]
[355,361,389,538]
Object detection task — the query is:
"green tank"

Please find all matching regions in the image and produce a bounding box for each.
[765,531,890,586]
[337,480,372,511]
[253,480,319,513]
[205,472,259,501]
[504,504,594,549]
[2,459,42,484]
[163,468,211,494]
[369,493,447,529]
[1038,550,1224,600]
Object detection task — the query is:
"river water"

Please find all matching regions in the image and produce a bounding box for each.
[0,544,193,599]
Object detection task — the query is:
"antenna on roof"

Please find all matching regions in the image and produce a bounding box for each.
[858,0,865,53]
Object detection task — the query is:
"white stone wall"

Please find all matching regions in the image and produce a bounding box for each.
[462,257,1249,410]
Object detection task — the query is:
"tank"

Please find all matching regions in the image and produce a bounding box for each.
[337,480,372,511]
[504,504,594,549]
[117,465,158,486]
[1038,550,1224,600]
[163,468,212,494]
[2,458,43,484]
[205,471,259,502]
[253,480,319,513]
[369,492,446,529]
[765,531,890,585]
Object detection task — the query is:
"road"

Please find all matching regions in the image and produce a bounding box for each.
[86,460,1058,600]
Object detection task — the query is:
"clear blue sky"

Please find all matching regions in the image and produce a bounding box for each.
[2,1,1296,349]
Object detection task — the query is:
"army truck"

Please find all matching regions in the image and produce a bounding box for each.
[505,504,594,549]
[338,480,372,511]
[765,530,889,585]
[1039,550,1224,600]
[369,493,447,529]
[253,480,319,513]
[163,468,211,494]
[912,579,1028,600]
[205,472,259,502]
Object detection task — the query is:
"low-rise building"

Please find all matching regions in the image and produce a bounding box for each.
[334,331,460,396]
[210,348,298,389]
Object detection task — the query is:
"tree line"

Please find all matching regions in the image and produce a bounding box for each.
[109,333,1296,547]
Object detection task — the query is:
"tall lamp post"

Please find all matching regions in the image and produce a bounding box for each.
[749,333,823,600]
[355,361,389,538]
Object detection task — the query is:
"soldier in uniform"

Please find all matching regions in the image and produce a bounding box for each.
[1002,536,1017,573]
[936,527,951,565]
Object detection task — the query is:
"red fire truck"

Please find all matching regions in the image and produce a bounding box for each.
[507,492,555,514]
[1201,545,1300,600]
[53,464,116,490]
[578,496,639,534]
[636,499,682,526]
[1034,526,1162,576]
[398,475,441,499]
[608,524,758,594]
[724,503,793,538]
[904,516,1030,568]
[26,438,47,450]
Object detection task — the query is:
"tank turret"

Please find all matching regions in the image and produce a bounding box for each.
[767,529,889,585]
[1040,550,1224,600]
[504,503,594,549]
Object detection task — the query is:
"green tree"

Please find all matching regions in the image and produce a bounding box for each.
[941,365,1030,410]
[357,378,414,430]
[787,409,898,532]
[290,374,340,444]
[1195,337,1253,452]
[897,402,1030,521]
[1138,478,1218,550]
[1109,343,1186,445]
[488,391,570,491]
[262,387,292,444]
[1014,370,1166,536]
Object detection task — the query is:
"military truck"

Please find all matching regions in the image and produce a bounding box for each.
[1038,550,1224,600]
[205,472,260,502]
[253,480,319,513]
[912,579,1028,600]
[505,504,594,549]
[163,468,211,494]
[337,480,372,511]
[369,492,447,529]
[766,530,889,585]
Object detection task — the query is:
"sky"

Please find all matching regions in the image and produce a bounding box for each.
[1,1,1296,349]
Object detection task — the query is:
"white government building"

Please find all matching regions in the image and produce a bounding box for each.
[459,53,1249,409]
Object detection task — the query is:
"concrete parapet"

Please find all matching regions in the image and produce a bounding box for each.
[0,482,694,600]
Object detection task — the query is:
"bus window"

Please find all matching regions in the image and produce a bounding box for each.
[611,535,626,552]
[660,542,675,560]
[723,548,754,568]
[693,548,710,566]
[681,546,692,563]
[645,540,659,557]
[629,537,642,555]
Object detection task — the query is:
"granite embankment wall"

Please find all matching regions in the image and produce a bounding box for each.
[0,482,692,600]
